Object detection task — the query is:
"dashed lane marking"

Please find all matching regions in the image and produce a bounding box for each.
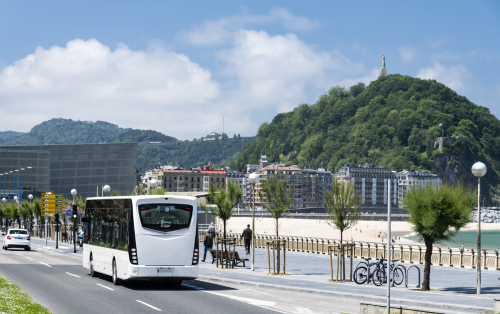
[25,257,33,260]
[96,283,114,291]
[66,272,80,278]
[136,300,162,311]
[39,262,52,267]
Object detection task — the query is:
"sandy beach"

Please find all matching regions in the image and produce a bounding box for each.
[221,217,500,245]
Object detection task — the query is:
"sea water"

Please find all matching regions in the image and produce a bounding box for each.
[406,230,500,250]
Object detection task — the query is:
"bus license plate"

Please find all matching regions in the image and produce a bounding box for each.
[157,268,173,276]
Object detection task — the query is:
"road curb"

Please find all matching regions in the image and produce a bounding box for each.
[197,275,493,314]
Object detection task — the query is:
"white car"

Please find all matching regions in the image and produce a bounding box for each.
[2,229,31,251]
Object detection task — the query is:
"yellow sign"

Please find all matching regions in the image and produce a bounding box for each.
[43,199,63,204]
[41,212,55,217]
[44,204,63,209]
[42,194,63,199]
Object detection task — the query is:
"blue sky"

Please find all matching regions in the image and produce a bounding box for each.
[1,1,499,140]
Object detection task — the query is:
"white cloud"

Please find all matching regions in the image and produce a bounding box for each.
[217,30,366,113]
[0,39,220,139]
[417,62,471,92]
[399,46,417,63]
[178,7,320,46]
[0,32,376,140]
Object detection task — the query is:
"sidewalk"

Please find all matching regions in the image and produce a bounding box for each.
[198,243,499,313]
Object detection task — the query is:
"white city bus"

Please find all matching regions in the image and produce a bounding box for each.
[82,195,199,285]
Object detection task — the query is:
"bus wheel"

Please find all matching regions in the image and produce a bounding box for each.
[90,254,95,277]
[171,280,182,286]
[112,259,120,285]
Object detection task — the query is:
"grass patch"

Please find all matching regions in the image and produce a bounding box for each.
[0,274,50,314]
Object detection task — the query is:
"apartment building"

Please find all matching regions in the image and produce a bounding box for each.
[333,163,398,210]
[397,169,441,206]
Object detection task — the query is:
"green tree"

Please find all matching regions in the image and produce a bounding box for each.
[323,178,361,280]
[207,181,242,239]
[403,183,475,291]
[6,203,20,227]
[258,173,292,237]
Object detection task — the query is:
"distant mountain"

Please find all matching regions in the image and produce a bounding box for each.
[235,75,500,203]
[0,118,253,172]
[0,131,23,145]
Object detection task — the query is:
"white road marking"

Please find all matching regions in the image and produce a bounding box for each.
[39,262,52,267]
[182,284,204,290]
[295,307,314,313]
[66,272,80,278]
[206,291,277,307]
[136,300,162,311]
[14,253,23,256]
[25,257,33,260]
[96,283,114,291]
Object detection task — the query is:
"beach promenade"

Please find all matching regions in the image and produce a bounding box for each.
[199,242,499,313]
[226,217,500,248]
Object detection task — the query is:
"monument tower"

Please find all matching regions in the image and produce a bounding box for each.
[379,55,387,77]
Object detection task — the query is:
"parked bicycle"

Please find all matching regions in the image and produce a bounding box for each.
[354,256,405,286]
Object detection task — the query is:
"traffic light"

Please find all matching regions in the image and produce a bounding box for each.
[72,205,77,219]
[54,213,60,223]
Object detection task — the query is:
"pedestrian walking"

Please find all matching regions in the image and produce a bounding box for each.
[201,231,214,263]
[241,224,252,255]
[207,222,216,238]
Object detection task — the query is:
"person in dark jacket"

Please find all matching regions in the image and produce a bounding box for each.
[202,231,214,262]
[241,224,252,255]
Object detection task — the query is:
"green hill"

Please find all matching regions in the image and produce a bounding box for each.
[235,74,500,203]
[0,118,252,172]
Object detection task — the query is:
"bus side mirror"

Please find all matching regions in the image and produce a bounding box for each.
[81,217,89,223]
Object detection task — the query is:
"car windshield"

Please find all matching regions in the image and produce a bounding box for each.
[9,230,28,235]
[138,203,193,232]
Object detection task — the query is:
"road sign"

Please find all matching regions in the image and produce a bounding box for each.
[41,212,54,217]
[66,209,72,216]
[42,194,63,199]
[43,199,63,204]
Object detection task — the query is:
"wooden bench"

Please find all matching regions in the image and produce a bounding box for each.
[208,249,249,267]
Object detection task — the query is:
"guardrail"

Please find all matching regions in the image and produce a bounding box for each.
[231,212,410,221]
[199,232,500,271]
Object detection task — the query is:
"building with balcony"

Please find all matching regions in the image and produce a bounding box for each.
[397,169,442,206]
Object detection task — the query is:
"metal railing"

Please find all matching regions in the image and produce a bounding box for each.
[199,231,500,271]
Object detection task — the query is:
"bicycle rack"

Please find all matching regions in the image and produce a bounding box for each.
[391,264,406,287]
[405,265,421,288]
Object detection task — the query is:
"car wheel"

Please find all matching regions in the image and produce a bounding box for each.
[112,259,120,285]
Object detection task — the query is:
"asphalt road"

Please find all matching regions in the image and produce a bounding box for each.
[0,237,359,314]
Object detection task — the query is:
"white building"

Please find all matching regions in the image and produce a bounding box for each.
[397,169,442,206]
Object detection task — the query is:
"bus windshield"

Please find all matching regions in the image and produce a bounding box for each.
[138,203,193,232]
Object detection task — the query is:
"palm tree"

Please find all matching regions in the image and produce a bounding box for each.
[20,201,30,229]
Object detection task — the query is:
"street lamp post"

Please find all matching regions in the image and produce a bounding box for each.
[1,198,5,230]
[149,179,159,194]
[102,185,111,197]
[472,161,487,295]
[20,168,24,202]
[9,171,13,202]
[26,167,32,202]
[248,172,260,271]
[14,170,18,203]
[71,189,77,253]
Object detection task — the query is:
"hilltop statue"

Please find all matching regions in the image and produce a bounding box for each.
[379,55,387,77]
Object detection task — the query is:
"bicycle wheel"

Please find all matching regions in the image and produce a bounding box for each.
[354,266,368,284]
[372,268,386,286]
[392,266,405,286]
